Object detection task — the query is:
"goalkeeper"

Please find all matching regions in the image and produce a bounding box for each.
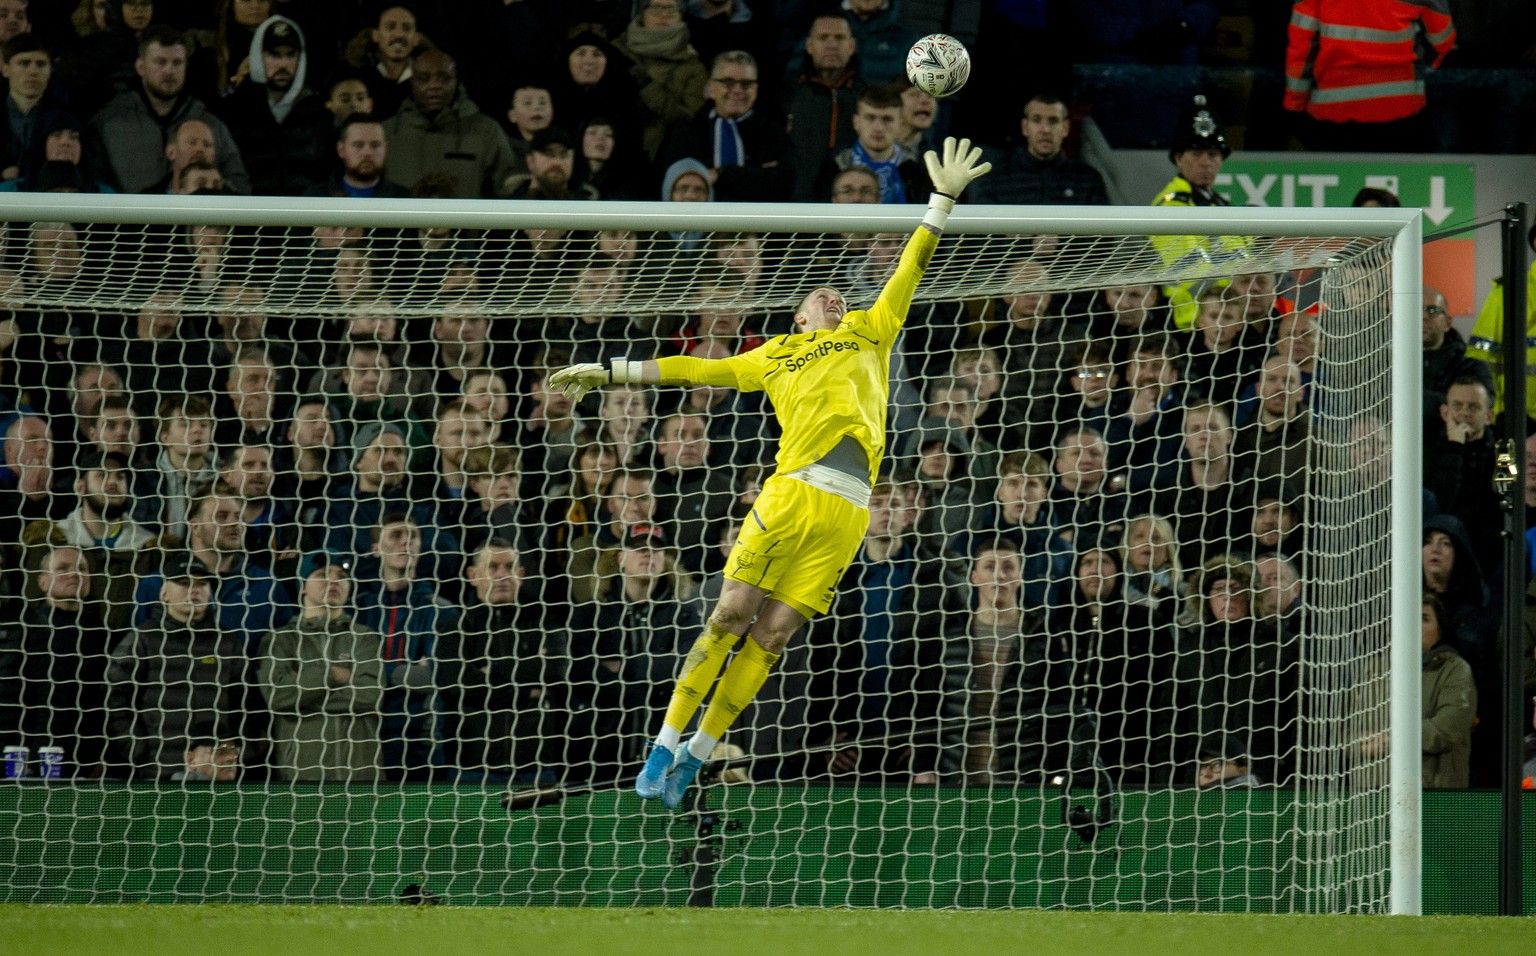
[550,137,991,809]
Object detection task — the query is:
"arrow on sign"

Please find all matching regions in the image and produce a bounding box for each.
[1425,176,1454,225]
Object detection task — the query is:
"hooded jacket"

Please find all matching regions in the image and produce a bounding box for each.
[382,85,517,198]
[214,16,334,196]
[1423,513,1493,667]
[1422,640,1475,788]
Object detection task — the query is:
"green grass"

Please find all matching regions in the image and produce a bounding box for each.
[1,906,1529,956]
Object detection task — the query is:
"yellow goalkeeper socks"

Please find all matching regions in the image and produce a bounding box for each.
[689,637,781,760]
[657,623,743,750]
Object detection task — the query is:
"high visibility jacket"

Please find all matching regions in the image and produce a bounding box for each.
[1150,175,1255,329]
[1466,261,1536,420]
[1284,0,1455,123]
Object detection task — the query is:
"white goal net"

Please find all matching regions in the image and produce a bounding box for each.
[0,195,1420,913]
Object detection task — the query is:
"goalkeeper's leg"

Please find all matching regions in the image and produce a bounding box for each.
[635,580,765,799]
[661,597,811,809]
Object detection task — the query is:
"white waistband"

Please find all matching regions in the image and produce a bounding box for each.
[781,463,872,509]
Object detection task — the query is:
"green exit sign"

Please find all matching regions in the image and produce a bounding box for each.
[1214,161,1475,228]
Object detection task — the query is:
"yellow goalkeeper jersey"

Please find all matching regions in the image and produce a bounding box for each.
[656,226,937,485]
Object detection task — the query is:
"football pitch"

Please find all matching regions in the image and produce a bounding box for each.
[2,906,1529,956]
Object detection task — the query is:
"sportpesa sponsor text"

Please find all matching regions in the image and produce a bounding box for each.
[781,339,862,373]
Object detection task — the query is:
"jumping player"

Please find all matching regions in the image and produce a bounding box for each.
[549,137,991,808]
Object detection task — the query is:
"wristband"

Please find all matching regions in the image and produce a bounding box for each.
[609,358,644,384]
[923,192,955,232]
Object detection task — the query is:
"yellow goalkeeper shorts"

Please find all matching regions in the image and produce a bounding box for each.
[724,473,869,616]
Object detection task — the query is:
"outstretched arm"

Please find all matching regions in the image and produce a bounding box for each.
[548,355,746,404]
[920,136,992,237]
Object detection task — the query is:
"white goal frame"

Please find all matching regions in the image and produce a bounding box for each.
[0,194,1424,914]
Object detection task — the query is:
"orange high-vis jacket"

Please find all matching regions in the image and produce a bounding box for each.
[1284,0,1456,123]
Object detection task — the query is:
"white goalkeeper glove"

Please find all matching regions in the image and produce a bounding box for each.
[548,359,644,403]
[923,136,992,231]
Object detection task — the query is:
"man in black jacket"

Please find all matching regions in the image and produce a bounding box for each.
[658,50,792,202]
[104,552,247,780]
[214,17,333,195]
[436,539,569,782]
[970,95,1108,206]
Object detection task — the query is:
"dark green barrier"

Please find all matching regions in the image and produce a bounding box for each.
[1,785,1530,912]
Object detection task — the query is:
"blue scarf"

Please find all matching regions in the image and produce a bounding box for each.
[851,141,907,204]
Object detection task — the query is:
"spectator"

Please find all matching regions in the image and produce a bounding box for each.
[0,543,115,778]
[1232,354,1321,487]
[418,398,498,535]
[569,468,657,606]
[1196,734,1263,789]
[1254,552,1307,638]
[593,383,654,470]
[550,27,641,148]
[353,512,455,782]
[651,411,736,574]
[1177,555,1300,783]
[271,397,343,554]
[137,484,294,654]
[458,443,534,561]
[260,553,385,783]
[78,395,148,472]
[651,157,714,261]
[0,35,69,185]
[786,12,857,201]
[894,79,937,154]
[515,368,580,486]
[0,110,112,194]
[214,346,285,448]
[216,443,293,574]
[1423,376,1501,574]
[827,163,879,203]
[1088,282,1173,349]
[140,393,215,539]
[936,537,1092,785]
[437,539,570,783]
[541,439,618,588]
[186,0,270,102]
[970,94,1108,205]
[321,67,375,126]
[1104,333,1186,495]
[302,111,409,198]
[1052,343,1118,438]
[960,451,1071,613]
[615,0,709,161]
[977,258,1087,449]
[105,552,245,780]
[1422,513,1493,671]
[1237,476,1305,560]
[169,736,241,782]
[502,81,554,168]
[658,49,792,202]
[574,523,701,784]
[1120,513,1183,614]
[1049,425,1128,545]
[1359,593,1475,788]
[208,284,306,371]
[319,421,458,574]
[87,25,251,194]
[504,126,596,200]
[682,0,778,80]
[574,115,647,201]
[807,478,967,780]
[1051,543,1175,787]
[323,338,427,453]
[342,3,427,119]
[215,16,332,195]
[1183,285,1268,407]
[1422,286,1494,425]
[819,83,925,205]
[1155,400,1242,568]
[840,0,918,86]
[382,48,515,198]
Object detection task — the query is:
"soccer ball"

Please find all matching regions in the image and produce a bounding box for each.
[905,34,970,99]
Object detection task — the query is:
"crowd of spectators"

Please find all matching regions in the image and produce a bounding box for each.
[0,1,1526,794]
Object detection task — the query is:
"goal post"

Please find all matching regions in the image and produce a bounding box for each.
[0,193,1422,912]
